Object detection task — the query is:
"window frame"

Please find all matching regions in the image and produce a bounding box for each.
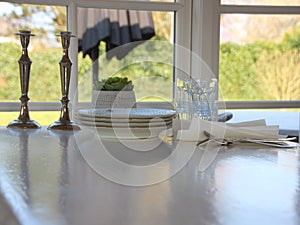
[0,0,191,112]
[1,0,298,113]
[206,0,300,109]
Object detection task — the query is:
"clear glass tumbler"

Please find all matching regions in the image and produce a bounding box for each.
[174,79,193,120]
[192,78,218,120]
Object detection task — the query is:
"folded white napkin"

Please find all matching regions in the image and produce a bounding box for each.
[175,118,280,142]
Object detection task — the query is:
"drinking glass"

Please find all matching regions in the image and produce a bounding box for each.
[192,78,218,120]
[174,78,194,120]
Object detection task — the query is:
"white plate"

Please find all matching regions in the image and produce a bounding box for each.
[75,113,173,123]
[77,108,176,119]
[77,119,172,128]
[81,126,168,139]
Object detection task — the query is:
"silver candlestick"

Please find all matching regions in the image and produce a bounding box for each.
[7,30,40,129]
[48,31,80,131]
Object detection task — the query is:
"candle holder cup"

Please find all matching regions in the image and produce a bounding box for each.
[48,31,80,131]
[7,30,40,129]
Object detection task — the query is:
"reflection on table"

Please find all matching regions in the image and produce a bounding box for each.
[0,127,299,225]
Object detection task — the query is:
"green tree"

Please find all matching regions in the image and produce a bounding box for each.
[1,3,66,46]
[0,42,19,100]
[219,42,262,100]
[8,4,65,33]
[281,28,300,50]
[0,42,62,101]
[255,49,300,100]
[78,41,173,102]
[220,31,300,101]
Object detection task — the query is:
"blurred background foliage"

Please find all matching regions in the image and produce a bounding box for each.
[1,28,299,102]
[77,40,173,102]
[0,2,300,105]
[219,29,300,100]
[0,42,62,101]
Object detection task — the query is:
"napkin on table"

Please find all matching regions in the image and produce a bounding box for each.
[175,118,280,142]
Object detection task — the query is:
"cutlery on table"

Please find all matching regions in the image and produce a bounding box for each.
[200,131,298,148]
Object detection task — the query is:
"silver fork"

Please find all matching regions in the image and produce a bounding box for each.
[201,131,298,148]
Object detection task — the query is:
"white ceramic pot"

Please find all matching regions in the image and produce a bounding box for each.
[92,90,136,108]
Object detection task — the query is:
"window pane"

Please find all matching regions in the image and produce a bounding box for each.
[0,3,66,103]
[221,0,300,6]
[77,8,174,103]
[219,14,300,101]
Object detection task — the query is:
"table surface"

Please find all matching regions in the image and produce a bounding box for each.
[0,126,299,225]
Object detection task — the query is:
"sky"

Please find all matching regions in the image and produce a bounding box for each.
[0,2,58,44]
[0,2,17,15]
[0,2,53,28]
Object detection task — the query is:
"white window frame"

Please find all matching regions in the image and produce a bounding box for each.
[194,0,300,109]
[2,0,298,113]
[0,0,192,112]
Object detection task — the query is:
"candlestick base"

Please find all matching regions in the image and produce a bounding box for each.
[48,120,81,131]
[7,119,41,129]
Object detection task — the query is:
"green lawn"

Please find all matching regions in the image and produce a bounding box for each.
[0,111,60,127]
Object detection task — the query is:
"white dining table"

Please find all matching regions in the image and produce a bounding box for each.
[0,126,299,225]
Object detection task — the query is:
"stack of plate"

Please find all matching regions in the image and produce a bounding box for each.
[75,108,176,139]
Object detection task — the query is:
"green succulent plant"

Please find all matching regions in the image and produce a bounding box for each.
[93,77,134,91]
